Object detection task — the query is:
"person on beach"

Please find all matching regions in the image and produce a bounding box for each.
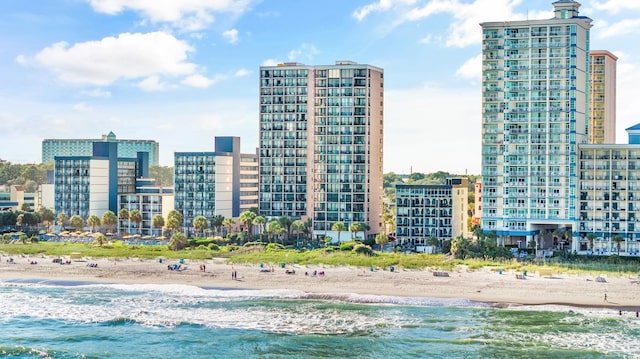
[604,293,607,302]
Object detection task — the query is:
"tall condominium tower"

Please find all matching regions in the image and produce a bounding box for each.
[588,50,617,144]
[259,61,384,240]
[480,0,592,246]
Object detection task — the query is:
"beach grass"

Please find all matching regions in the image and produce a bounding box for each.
[1,242,639,275]
[0,242,213,260]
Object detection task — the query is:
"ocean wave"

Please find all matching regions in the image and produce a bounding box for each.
[1,280,485,308]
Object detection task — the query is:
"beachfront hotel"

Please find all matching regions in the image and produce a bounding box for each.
[480,0,592,248]
[576,125,640,256]
[395,178,469,252]
[43,131,159,166]
[54,142,156,220]
[258,61,384,241]
[588,50,617,144]
[173,136,258,234]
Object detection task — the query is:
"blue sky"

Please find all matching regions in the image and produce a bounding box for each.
[1,0,639,174]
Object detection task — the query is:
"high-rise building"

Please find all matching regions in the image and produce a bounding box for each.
[395,178,469,252]
[588,50,617,144]
[43,131,159,166]
[259,61,384,241]
[54,142,149,219]
[173,136,258,233]
[480,1,592,246]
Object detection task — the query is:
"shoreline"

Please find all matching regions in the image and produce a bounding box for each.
[2,254,639,312]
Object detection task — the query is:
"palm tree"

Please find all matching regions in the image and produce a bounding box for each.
[426,235,439,250]
[302,218,313,242]
[87,215,101,233]
[57,213,68,231]
[291,220,305,241]
[382,205,395,235]
[169,232,187,250]
[94,233,107,247]
[253,215,266,242]
[118,208,129,235]
[101,211,118,234]
[211,215,225,236]
[360,223,370,241]
[278,216,293,243]
[586,233,597,252]
[239,210,257,237]
[349,222,361,240]
[222,218,236,237]
[152,214,165,236]
[69,215,84,232]
[332,221,346,243]
[375,233,389,251]
[165,217,181,237]
[553,228,565,249]
[38,207,55,232]
[612,234,624,255]
[167,210,183,233]
[193,215,208,237]
[267,219,284,244]
[129,210,142,234]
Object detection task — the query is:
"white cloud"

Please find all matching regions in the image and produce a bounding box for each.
[15,55,27,65]
[181,74,226,88]
[81,88,112,98]
[87,0,254,31]
[25,32,196,86]
[222,28,239,44]
[455,54,482,81]
[261,58,280,66]
[596,18,640,39]
[72,102,93,112]
[419,34,433,44]
[591,0,640,14]
[354,0,553,48]
[353,0,418,21]
[287,43,319,61]
[138,75,169,91]
[234,68,250,77]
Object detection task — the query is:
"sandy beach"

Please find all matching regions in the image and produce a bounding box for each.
[1,253,639,311]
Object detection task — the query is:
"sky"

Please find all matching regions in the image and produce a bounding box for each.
[1,0,639,175]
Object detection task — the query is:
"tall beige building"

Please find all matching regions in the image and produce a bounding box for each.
[588,50,617,144]
[259,61,384,241]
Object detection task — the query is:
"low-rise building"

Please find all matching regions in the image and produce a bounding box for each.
[395,178,468,252]
[576,124,640,256]
[174,136,258,233]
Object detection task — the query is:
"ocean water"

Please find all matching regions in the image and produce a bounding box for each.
[0,280,639,359]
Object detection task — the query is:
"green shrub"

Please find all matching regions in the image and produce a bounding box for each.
[265,243,284,251]
[30,236,39,243]
[339,240,360,251]
[353,243,374,256]
[208,243,220,251]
